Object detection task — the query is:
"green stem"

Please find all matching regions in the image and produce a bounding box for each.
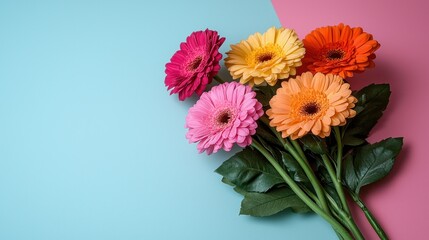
[350,192,389,240]
[259,116,330,216]
[291,138,306,160]
[321,154,351,216]
[213,75,226,84]
[279,138,330,214]
[335,232,345,240]
[333,127,343,180]
[321,155,364,240]
[325,191,352,230]
[251,140,353,240]
[300,184,320,205]
[286,139,330,211]
[332,128,354,215]
[325,190,365,240]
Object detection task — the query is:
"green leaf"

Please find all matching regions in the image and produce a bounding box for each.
[215,147,283,193]
[290,204,312,214]
[221,177,248,195]
[240,187,310,217]
[256,135,283,162]
[316,163,332,184]
[299,134,328,154]
[324,183,342,208]
[343,154,359,193]
[233,186,248,196]
[221,177,235,187]
[255,123,282,149]
[343,84,391,146]
[281,151,309,182]
[342,134,367,146]
[344,137,403,194]
[255,85,280,107]
[315,159,342,207]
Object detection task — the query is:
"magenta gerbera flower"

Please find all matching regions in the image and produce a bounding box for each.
[185,82,264,154]
[165,29,225,101]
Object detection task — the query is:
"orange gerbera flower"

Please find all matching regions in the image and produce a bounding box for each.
[267,72,357,139]
[301,23,380,79]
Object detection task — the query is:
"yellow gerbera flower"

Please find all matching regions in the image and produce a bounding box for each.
[225,27,305,86]
[267,72,357,139]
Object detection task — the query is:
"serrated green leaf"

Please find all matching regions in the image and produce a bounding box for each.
[280,151,309,182]
[343,84,391,146]
[299,134,328,154]
[344,137,403,194]
[215,147,283,192]
[240,187,310,217]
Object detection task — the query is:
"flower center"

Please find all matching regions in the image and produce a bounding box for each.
[187,56,203,70]
[301,102,320,115]
[257,53,273,62]
[290,89,329,120]
[326,49,345,60]
[217,111,231,124]
[212,107,236,130]
[247,44,283,66]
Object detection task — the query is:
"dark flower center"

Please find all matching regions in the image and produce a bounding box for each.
[217,111,231,124]
[188,56,203,70]
[257,53,273,63]
[326,49,345,60]
[213,107,236,130]
[301,102,320,115]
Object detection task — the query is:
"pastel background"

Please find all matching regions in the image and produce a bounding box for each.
[272,0,429,239]
[0,0,426,240]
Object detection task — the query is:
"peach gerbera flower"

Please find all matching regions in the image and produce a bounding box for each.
[225,27,305,86]
[267,72,357,139]
[302,23,380,79]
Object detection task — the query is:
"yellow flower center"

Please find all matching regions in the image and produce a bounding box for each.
[246,44,284,67]
[290,89,329,120]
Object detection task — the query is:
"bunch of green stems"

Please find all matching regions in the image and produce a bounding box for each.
[251,117,388,240]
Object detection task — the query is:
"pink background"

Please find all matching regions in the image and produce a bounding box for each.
[272,0,429,238]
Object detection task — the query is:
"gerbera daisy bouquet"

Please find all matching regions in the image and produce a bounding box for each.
[165,24,402,240]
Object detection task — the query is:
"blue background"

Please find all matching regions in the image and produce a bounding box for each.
[0,0,335,239]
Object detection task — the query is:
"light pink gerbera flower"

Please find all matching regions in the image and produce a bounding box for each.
[165,29,225,101]
[185,82,264,154]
